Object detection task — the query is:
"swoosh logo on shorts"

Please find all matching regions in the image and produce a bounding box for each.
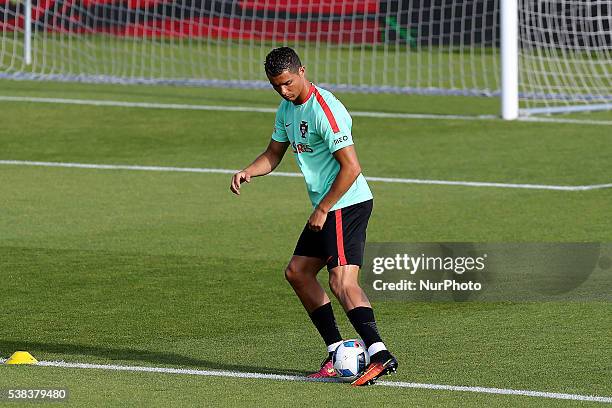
[285,123,291,127]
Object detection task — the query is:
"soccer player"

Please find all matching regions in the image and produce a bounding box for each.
[230,47,397,386]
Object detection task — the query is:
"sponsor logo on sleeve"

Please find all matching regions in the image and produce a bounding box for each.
[333,135,349,145]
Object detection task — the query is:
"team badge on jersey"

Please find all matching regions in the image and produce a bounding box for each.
[300,121,308,139]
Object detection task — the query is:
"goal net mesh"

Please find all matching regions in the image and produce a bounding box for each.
[0,0,610,114]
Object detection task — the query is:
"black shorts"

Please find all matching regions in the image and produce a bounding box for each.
[294,199,373,271]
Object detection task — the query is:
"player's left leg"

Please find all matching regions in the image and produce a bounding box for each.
[322,199,397,385]
[328,264,398,386]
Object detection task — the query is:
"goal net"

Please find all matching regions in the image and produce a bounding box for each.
[0,0,610,116]
[518,0,611,115]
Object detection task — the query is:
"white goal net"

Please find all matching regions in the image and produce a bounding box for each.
[519,0,611,114]
[0,0,610,116]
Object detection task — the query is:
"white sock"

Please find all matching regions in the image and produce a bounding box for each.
[367,342,387,356]
[327,340,343,353]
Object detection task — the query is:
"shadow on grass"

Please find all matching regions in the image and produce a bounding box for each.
[0,340,310,376]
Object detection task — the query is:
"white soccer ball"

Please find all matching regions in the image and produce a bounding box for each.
[332,339,370,381]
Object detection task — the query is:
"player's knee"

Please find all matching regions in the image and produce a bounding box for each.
[284,264,302,286]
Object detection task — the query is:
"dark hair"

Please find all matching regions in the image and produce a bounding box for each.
[264,47,302,76]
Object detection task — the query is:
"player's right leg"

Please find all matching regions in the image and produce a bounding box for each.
[286,250,343,377]
[327,264,398,386]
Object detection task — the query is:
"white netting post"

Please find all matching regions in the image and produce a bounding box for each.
[24,0,31,65]
[501,0,519,120]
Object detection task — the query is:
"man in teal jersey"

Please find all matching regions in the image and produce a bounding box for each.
[230,47,397,386]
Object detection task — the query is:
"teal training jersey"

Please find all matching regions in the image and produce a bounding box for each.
[271,84,373,211]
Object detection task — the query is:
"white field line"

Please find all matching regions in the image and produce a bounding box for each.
[518,116,612,126]
[1,95,611,125]
[4,360,599,403]
[2,160,612,192]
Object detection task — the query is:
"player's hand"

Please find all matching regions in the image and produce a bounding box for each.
[230,171,251,195]
[307,206,328,232]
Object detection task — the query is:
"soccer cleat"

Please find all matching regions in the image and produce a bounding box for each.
[351,350,398,386]
[307,356,338,379]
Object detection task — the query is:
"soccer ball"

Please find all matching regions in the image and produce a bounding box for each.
[332,339,370,381]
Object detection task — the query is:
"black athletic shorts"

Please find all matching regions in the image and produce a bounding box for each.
[293,199,373,271]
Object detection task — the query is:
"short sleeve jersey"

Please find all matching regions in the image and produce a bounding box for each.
[271,84,373,211]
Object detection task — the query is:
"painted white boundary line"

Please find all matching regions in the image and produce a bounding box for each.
[518,116,612,126]
[2,160,612,192]
[1,95,611,125]
[17,360,607,403]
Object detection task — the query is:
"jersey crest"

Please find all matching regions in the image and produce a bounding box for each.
[300,121,308,139]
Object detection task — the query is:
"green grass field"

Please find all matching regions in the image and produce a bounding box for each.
[0,79,611,406]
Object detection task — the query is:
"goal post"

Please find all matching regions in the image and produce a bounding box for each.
[1,0,610,119]
[501,0,518,120]
[23,0,32,65]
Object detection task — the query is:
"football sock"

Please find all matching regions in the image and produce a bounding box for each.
[346,306,386,350]
[309,302,343,350]
[369,348,393,363]
[367,342,388,357]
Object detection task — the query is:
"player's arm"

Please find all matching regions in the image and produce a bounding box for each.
[307,145,362,231]
[230,139,289,195]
